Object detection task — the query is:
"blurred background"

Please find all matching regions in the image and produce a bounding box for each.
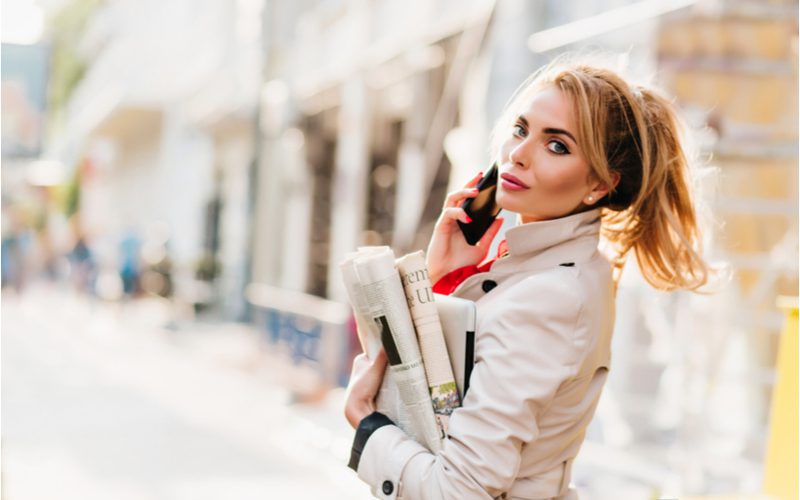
[1,0,798,499]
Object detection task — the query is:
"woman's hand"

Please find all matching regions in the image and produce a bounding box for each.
[426,172,505,284]
[344,349,389,429]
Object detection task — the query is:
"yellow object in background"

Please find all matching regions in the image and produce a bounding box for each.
[763,296,798,500]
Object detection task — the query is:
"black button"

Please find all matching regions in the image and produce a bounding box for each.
[481,280,498,293]
[382,480,394,495]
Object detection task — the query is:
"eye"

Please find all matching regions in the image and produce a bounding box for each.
[512,123,527,138]
[547,140,570,155]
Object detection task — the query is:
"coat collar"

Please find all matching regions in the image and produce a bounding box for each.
[491,209,602,273]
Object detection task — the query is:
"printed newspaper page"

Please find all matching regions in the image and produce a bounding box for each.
[340,250,412,434]
[396,250,461,434]
[340,250,383,358]
[346,247,443,452]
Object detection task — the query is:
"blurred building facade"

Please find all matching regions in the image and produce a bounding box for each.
[53,0,264,317]
[651,1,798,492]
[660,0,798,402]
[2,41,53,289]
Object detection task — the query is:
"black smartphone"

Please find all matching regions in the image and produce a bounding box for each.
[457,164,502,245]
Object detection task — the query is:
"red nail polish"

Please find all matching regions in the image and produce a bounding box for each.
[465,216,473,223]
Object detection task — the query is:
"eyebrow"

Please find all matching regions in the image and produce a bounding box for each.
[518,115,577,145]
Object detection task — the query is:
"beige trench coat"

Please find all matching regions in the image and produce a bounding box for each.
[356,209,616,499]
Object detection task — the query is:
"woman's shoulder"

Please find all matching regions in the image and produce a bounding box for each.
[503,263,586,303]
[481,266,586,333]
[503,252,612,305]
[485,257,613,333]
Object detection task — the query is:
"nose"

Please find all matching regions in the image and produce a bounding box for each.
[508,140,531,169]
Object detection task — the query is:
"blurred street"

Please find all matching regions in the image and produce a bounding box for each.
[1,284,371,500]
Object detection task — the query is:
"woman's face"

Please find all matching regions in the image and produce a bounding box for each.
[496,85,599,223]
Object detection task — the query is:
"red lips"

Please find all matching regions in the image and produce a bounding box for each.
[500,173,530,189]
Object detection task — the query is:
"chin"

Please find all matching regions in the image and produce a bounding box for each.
[496,192,526,215]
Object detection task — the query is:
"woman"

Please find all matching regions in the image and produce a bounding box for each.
[344,60,713,499]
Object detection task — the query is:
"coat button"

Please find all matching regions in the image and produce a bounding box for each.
[481,280,497,293]
[382,480,394,495]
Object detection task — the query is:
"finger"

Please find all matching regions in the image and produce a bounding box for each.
[349,352,376,382]
[352,352,370,371]
[363,349,389,395]
[476,216,504,250]
[355,349,386,380]
[442,207,472,225]
[463,171,483,189]
[371,348,388,373]
[444,188,479,208]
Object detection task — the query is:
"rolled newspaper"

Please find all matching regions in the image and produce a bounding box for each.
[341,250,384,358]
[396,250,461,434]
[343,247,443,452]
[341,250,412,435]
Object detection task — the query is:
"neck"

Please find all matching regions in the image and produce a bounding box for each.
[519,204,594,225]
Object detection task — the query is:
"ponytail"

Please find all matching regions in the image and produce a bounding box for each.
[601,87,711,291]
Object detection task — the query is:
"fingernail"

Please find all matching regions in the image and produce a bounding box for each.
[471,188,479,193]
[465,216,473,223]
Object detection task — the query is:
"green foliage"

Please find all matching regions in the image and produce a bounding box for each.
[49,46,86,114]
[46,0,105,116]
[52,167,81,217]
[63,168,81,217]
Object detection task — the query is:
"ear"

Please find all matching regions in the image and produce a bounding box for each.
[583,171,621,206]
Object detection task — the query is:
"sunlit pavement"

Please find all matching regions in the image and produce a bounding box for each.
[1,283,371,500]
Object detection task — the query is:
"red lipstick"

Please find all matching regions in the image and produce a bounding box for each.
[500,173,529,191]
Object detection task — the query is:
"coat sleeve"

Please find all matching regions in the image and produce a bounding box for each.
[353,274,584,499]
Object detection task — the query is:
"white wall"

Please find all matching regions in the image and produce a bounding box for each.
[157,106,215,286]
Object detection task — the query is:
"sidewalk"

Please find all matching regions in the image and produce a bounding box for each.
[1,282,370,500]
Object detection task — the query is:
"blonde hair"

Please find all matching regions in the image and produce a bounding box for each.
[491,58,712,292]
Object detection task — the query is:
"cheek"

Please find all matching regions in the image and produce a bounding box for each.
[498,140,514,161]
[536,162,590,193]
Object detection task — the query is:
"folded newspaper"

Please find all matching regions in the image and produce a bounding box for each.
[340,247,462,453]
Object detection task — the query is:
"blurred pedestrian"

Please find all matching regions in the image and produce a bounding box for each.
[119,230,141,297]
[345,57,716,499]
[1,227,24,291]
[1,203,34,293]
[69,234,96,294]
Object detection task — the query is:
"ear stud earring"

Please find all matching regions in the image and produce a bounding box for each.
[587,196,594,202]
